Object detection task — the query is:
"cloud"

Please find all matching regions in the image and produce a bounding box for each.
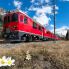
[50,24,54,28]
[31,0,50,3]
[63,0,69,1]
[33,13,51,25]
[51,26,69,37]
[36,6,53,14]
[13,0,22,9]
[29,0,59,26]
[29,5,52,25]
[31,0,35,3]
[55,5,59,10]
[29,5,53,14]
[45,0,50,3]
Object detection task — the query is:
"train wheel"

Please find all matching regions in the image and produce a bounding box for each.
[21,36,26,42]
[21,35,33,42]
[26,36,29,42]
[29,36,33,42]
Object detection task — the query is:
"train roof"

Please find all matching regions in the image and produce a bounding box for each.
[17,10,44,27]
[5,9,44,27]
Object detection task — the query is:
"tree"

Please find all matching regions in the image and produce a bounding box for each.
[0,8,5,27]
[0,15,2,27]
[66,30,69,40]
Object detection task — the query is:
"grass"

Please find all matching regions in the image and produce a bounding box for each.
[0,40,69,69]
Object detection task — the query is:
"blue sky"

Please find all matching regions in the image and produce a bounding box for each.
[0,0,69,36]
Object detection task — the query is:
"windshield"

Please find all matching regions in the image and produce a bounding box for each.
[4,13,18,24]
[4,16,10,24]
[12,13,18,22]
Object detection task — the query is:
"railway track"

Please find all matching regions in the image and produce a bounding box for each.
[0,39,20,48]
[0,39,57,48]
[0,39,68,49]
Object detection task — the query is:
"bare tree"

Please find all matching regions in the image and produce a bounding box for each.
[66,30,69,40]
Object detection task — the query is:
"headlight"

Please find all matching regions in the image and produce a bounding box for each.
[12,26,17,29]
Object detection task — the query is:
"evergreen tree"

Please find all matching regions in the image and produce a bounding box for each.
[66,30,69,40]
[0,15,2,27]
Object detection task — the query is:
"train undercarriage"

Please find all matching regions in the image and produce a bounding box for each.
[3,30,55,42]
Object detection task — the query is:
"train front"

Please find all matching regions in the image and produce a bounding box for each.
[2,11,20,41]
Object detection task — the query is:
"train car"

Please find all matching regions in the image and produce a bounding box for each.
[2,10,60,42]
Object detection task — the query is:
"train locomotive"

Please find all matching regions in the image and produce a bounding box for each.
[2,10,60,42]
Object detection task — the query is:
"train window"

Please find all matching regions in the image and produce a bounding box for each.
[12,13,18,22]
[20,15,23,22]
[24,16,27,24]
[47,31,50,34]
[39,26,42,31]
[4,16,7,23]
[33,22,37,29]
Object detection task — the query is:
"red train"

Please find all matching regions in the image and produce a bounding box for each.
[2,10,60,41]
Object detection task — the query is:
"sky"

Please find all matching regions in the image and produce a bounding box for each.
[0,0,69,36]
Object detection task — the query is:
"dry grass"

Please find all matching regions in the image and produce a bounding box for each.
[0,40,69,69]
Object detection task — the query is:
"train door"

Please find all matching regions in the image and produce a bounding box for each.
[42,27,44,39]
